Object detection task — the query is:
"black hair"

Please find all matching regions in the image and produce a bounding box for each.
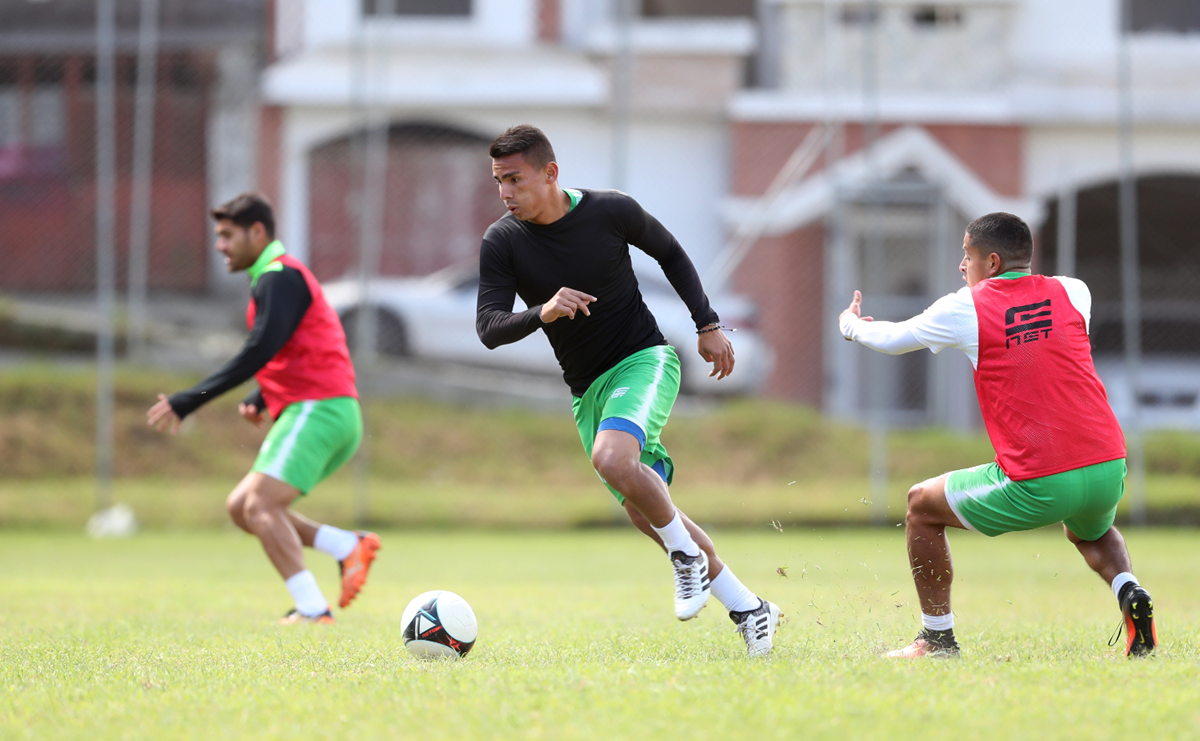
[965,212,1033,264]
[211,192,275,240]
[489,124,556,170]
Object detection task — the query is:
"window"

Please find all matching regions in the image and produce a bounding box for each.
[911,5,963,28]
[31,59,64,147]
[167,58,201,90]
[30,88,63,146]
[363,0,471,17]
[641,0,755,18]
[0,87,18,148]
[1129,0,1200,34]
[839,5,879,27]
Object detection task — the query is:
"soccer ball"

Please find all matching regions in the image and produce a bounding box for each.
[401,590,477,659]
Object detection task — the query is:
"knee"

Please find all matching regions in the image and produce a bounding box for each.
[906,482,934,523]
[591,445,636,488]
[241,491,275,529]
[225,490,246,521]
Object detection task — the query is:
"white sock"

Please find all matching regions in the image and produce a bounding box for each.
[314,525,359,562]
[921,612,954,631]
[1111,572,1139,602]
[651,510,700,557]
[285,570,329,617]
[709,567,761,613]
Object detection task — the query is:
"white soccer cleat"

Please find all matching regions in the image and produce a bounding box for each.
[670,550,710,620]
[731,599,781,658]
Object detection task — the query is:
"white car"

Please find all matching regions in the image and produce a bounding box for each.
[322,263,772,395]
[1094,357,1200,430]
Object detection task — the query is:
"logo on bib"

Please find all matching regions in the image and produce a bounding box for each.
[610,387,630,399]
[1004,299,1052,349]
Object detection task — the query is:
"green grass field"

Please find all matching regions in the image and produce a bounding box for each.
[4,528,1198,740]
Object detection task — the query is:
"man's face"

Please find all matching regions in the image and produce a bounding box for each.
[959,234,998,287]
[214,219,260,273]
[491,153,555,222]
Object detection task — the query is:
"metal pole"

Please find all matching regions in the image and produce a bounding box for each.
[351,0,394,526]
[863,0,887,525]
[1056,166,1076,277]
[610,0,638,191]
[823,0,855,418]
[127,0,160,362]
[606,0,638,523]
[95,0,118,512]
[1117,0,1146,525]
[866,202,888,525]
[355,21,388,370]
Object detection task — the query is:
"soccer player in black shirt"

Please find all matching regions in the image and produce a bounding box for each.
[477,124,779,656]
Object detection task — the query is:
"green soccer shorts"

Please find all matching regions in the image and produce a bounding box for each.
[251,396,362,494]
[572,344,680,503]
[944,458,1127,541]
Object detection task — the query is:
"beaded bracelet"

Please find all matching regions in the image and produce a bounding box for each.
[696,324,734,334]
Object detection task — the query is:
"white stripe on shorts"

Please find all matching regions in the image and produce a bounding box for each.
[943,467,1011,534]
[626,346,670,432]
[262,400,316,481]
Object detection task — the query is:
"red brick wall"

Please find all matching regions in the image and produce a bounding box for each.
[0,52,211,291]
[537,0,561,43]
[731,121,1023,198]
[729,120,1023,402]
[257,105,284,211]
[732,223,826,404]
[306,127,505,281]
[924,124,1022,197]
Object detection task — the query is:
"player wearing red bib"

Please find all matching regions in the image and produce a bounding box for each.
[147,193,380,624]
[839,212,1156,658]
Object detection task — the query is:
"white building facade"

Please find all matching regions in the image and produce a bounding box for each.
[257,0,756,283]
[253,0,1200,426]
[726,0,1200,428]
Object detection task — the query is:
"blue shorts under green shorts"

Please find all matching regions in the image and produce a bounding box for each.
[251,396,362,494]
[572,345,680,503]
[944,458,1127,541]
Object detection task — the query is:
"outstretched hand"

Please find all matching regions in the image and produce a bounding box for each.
[697,327,735,380]
[541,287,597,323]
[841,290,874,323]
[239,402,266,428]
[147,393,182,434]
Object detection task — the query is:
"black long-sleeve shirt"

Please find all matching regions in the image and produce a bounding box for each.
[168,266,312,419]
[476,189,718,397]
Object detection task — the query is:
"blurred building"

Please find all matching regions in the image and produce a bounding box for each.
[258,0,756,281]
[4,0,1199,427]
[0,0,263,293]
[726,0,1200,428]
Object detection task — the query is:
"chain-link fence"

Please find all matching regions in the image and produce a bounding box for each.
[2,0,1197,529]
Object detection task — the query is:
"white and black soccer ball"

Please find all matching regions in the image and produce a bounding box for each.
[401,590,477,659]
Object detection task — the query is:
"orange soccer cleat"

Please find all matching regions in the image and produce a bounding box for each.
[886,628,960,658]
[338,531,381,609]
[1117,584,1157,657]
[279,608,336,625]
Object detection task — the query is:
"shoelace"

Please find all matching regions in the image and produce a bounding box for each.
[1107,618,1125,648]
[673,559,701,598]
[736,613,768,642]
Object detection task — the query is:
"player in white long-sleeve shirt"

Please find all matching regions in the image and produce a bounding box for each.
[839,271,1092,366]
[839,212,1154,659]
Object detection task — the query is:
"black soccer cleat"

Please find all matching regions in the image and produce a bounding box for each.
[1117,583,1157,657]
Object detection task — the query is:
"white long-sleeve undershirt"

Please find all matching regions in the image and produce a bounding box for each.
[838,276,1092,369]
